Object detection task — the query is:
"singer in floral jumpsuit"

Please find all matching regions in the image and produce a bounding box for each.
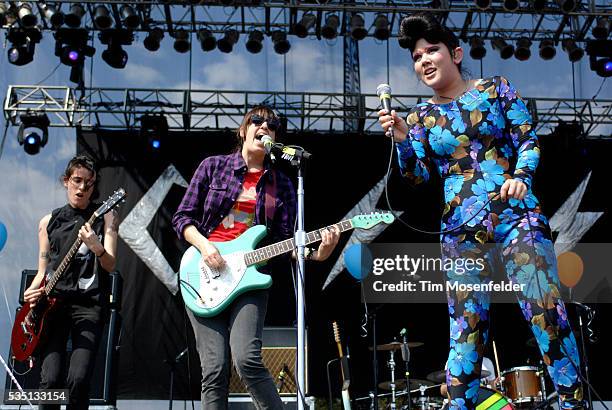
[394,74,585,409]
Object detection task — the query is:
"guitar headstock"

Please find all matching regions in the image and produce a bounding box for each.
[94,188,127,218]
[351,212,394,230]
[333,321,341,343]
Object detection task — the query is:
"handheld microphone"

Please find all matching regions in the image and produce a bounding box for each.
[377,84,394,138]
[376,83,392,113]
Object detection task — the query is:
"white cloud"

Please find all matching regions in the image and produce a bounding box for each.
[122,63,165,85]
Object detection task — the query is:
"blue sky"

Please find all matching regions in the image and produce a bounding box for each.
[0,9,609,407]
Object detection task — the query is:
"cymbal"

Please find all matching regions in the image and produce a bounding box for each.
[427,369,491,383]
[369,341,424,351]
[378,378,434,391]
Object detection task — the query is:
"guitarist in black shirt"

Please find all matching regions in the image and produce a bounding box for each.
[22,155,118,410]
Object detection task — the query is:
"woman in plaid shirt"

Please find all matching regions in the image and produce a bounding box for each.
[173,105,339,409]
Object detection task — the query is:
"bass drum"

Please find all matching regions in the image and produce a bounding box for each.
[441,387,514,410]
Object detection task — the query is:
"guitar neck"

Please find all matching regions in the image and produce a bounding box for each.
[244,219,354,266]
[44,213,97,295]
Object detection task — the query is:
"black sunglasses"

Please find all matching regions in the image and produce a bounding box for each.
[251,114,281,132]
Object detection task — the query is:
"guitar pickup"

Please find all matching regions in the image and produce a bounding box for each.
[20,322,30,336]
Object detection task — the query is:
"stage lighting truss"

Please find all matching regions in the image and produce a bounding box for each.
[0,1,608,56]
[4,85,611,140]
[17,112,50,156]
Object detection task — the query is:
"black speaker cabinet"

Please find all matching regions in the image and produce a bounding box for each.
[4,271,122,406]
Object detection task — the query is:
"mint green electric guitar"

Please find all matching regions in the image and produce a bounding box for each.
[179,213,394,317]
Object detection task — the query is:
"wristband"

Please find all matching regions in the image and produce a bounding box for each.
[97,249,107,258]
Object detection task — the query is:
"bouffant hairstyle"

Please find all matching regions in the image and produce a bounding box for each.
[399,12,463,73]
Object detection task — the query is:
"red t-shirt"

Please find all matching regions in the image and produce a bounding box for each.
[207,170,263,242]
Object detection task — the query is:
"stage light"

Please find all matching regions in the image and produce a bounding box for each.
[7,27,41,66]
[530,0,547,11]
[140,114,168,152]
[17,2,37,28]
[197,28,216,51]
[321,14,340,40]
[491,37,514,60]
[144,28,164,52]
[555,0,578,13]
[350,14,367,41]
[99,29,132,69]
[586,39,612,77]
[55,28,95,84]
[271,30,290,55]
[218,29,239,53]
[93,5,112,30]
[295,13,316,38]
[120,5,140,29]
[44,4,64,28]
[514,37,531,61]
[17,113,49,156]
[503,0,520,11]
[102,46,127,68]
[246,30,264,54]
[373,14,390,41]
[469,36,486,60]
[65,3,85,28]
[474,0,492,10]
[539,39,556,60]
[561,39,584,62]
[173,29,190,53]
[592,17,609,40]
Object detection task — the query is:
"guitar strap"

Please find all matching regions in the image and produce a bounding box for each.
[264,169,277,230]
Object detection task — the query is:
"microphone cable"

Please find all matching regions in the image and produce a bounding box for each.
[383,135,501,236]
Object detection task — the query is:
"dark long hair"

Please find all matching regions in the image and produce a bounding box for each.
[399,12,464,74]
[234,105,282,152]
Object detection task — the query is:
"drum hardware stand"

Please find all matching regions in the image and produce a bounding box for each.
[576,303,594,410]
[386,349,397,410]
[399,329,412,410]
[538,360,547,401]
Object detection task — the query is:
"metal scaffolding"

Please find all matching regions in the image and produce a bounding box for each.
[1,1,610,42]
[4,85,611,138]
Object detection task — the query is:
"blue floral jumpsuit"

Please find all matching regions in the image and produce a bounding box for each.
[396,76,584,409]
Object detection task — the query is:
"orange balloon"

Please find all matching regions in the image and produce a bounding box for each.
[557,251,584,288]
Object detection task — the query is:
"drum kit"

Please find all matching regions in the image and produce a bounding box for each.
[355,339,549,410]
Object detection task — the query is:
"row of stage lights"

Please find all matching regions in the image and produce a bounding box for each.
[1,2,611,77]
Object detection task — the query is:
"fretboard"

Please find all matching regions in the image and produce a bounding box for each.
[44,213,97,295]
[244,220,354,266]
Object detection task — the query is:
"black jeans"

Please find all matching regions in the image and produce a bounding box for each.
[186,290,284,410]
[38,301,103,410]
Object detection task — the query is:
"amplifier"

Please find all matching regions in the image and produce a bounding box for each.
[229,327,301,395]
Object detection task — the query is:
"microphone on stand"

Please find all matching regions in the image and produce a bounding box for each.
[399,328,410,363]
[276,364,289,392]
[261,135,311,161]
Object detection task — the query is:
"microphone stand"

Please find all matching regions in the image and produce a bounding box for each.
[288,146,311,410]
[401,332,411,410]
[166,348,188,410]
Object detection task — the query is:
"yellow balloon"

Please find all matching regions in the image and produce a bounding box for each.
[557,251,584,288]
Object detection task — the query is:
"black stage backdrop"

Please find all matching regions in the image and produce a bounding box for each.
[78,127,611,401]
